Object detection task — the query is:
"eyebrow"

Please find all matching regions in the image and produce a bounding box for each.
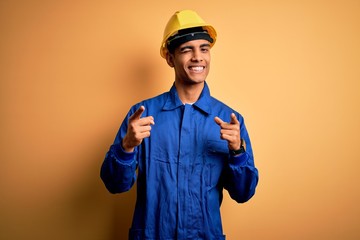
[200,43,211,48]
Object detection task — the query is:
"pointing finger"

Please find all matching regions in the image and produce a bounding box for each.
[230,113,239,125]
[130,106,145,120]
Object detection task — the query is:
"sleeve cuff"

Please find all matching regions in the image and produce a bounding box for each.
[229,152,248,166]
[110,144,136,162]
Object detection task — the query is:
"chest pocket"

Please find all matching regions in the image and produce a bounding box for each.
[206,140,228,156]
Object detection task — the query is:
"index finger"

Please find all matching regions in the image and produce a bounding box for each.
[230,113,240,125]
[130,106,145,120]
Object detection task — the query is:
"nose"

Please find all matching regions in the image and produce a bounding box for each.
[191,48,203,62]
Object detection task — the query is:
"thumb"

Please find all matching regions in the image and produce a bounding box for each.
[214,116,224,126]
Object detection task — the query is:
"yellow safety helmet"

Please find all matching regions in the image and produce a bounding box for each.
[160,10,217,58]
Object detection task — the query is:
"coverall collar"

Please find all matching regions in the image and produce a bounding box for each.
[163,82,212,115]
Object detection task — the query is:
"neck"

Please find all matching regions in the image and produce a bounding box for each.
[175,81,204,104]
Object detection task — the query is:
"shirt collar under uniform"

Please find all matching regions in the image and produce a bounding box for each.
[163,82,212,115]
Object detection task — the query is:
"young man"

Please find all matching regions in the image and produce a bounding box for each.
[101,10,259,240]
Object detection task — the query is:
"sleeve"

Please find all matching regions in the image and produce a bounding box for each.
[100,106,139,194]
[223,114,259,203]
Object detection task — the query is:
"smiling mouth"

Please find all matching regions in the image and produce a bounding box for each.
[189,66,205,72]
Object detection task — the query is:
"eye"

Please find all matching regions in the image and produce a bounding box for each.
[180,47,192,53]
[201,47,210,52]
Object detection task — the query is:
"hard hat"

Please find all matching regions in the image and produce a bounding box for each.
[160,10,217,58]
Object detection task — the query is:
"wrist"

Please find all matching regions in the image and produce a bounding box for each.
[122,138,135,153]
[229,139,246,156]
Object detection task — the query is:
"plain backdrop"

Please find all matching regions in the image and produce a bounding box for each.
[1,0,359,239]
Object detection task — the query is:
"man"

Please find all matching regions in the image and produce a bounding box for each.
[101,9,259,240]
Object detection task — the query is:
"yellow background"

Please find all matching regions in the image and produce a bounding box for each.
[1,0,359,239]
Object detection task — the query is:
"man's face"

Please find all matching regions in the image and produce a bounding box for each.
[167,39,211,85]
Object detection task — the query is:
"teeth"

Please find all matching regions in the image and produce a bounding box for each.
[190,66,204,72]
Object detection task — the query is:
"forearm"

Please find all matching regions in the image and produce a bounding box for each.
[100,143,137,194]
[224,152,259,203]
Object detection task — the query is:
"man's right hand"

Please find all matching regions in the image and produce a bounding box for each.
[122,106,155,152]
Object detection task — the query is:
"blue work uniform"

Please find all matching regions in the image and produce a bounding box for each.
[101,82,259,240]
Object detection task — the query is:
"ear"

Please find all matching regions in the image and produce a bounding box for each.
[166,52,174,68]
